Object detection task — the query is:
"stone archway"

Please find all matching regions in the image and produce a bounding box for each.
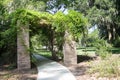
[16,10,81,70]
[17,23,77,70]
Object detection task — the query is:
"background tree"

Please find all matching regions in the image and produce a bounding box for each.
[0,0,17,66]
[48,0,120,47]
[70,0,120,46]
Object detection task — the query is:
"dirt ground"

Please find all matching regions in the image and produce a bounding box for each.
[0,67,37,80]
[0,55,120,80]
[68,56,120,80]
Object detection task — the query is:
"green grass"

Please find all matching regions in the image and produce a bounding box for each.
[35,49,52,58]
[34,47,120,58]
[35,48,97,58]
[88,55,120,77]
[77,47,96,56]
[38,49,96,57]
[109,48,120,54]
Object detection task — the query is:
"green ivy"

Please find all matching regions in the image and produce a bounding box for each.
[52,10,88,39]
[9,9,88,40]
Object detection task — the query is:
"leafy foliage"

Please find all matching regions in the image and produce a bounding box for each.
[86,29,112,59]
[9,8,88,40]
[52,10,88,39]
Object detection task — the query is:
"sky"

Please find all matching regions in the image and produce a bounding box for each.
[88,25,97,34]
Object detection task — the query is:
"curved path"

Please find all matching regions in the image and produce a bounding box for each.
[33,54,76,80]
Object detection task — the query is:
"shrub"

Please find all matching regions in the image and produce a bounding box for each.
[88,55,120,77]
[86,36,112,59]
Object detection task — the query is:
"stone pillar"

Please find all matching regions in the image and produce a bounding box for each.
[63,31,77,66]
[17,22,31,70]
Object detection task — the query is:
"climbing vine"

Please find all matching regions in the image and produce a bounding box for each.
[7,9,89,60]
[10,9,52,28]
[52,10,88,40]
[10,9,88,37]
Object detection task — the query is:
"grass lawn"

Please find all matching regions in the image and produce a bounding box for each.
[35,47,97,57]
[34,49,52,58]
[77,47,96,57]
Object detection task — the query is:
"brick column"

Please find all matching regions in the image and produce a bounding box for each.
[63,31,77,66]
[17,22,31,70]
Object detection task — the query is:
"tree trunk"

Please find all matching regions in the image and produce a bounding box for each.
[17,21,31,70]
[107,25,112,42]
[49,29,58,60]
[63,31,77,66]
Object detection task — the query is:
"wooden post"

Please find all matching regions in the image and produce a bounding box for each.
[17,21,31,70]
[63,31,77,66]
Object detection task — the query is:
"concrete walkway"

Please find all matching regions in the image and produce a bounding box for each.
[33,54,76,80]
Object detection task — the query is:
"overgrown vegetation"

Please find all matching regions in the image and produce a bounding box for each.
[88,55,120,77]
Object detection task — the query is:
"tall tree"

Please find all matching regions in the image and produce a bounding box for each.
[0,0,17,66]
